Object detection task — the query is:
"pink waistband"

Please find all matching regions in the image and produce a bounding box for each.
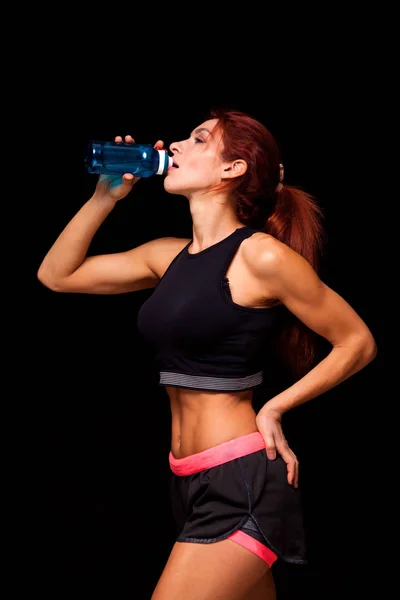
[169,431,266,476]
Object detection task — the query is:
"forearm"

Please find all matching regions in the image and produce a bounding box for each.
[260,340,377,416]
[38,193,116,282]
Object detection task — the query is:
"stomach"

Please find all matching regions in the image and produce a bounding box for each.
[166,386,258,458]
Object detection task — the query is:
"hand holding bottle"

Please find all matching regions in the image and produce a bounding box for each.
[93,135,166,203]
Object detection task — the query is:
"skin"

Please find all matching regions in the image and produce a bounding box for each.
[37,119,377,599]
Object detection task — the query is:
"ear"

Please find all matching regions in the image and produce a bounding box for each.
[221,159,247,180]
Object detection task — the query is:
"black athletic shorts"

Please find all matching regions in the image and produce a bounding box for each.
[169,432,307,566]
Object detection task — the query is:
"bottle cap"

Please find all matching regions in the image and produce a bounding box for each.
[156,150,174,175]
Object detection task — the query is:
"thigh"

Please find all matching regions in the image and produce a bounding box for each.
[244,570,276,600]
[151,539,272,600]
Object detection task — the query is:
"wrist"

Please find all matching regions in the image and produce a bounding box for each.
[90,192,117,210]
[257,403,284,421]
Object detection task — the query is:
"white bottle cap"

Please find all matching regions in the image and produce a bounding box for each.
[156,150,174,175]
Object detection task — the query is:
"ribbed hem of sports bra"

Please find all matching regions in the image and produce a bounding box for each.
[159,370,263,391]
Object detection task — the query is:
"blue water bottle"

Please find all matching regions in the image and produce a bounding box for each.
[85,141,173,177]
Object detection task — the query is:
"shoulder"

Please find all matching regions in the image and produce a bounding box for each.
[142,236,191,278]
[145,236,191,253]
[242,231,316,281]
[242,232,290,275]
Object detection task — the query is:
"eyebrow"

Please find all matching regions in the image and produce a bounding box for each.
[192,127,212,136]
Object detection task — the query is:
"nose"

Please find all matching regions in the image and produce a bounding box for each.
[169,140,182,154]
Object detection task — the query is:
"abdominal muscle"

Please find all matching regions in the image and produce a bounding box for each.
[166,386,259,458]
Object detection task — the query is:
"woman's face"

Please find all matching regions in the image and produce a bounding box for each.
[164,118,225,196]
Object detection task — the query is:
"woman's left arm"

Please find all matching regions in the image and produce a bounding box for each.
[245,236,377,486]
[252,237,377,415]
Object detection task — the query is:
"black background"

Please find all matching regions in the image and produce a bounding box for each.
[27,38,387,599]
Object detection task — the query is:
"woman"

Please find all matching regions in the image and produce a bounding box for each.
[37,108,377,599]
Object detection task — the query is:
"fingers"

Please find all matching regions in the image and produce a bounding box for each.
[265,437,299,487]
[114,135,136,143]
[291,459,299,489]
[103,173,135,189]
[278,446,299,488]
[113,135,164,149]
[265,430,299,488]
[122,173,135,182]
[263,432,277,461]
[257,413,299,488]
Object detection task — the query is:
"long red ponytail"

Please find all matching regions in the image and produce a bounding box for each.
[267,185,325,378]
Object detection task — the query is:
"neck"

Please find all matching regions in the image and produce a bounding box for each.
[188,191,244,253]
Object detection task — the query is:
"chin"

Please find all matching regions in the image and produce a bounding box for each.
[163,178,183,194]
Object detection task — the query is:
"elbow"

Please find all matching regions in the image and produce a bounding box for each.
[335,330,378,372]
[358,331,378,368]
[37,265,49,288]
[37,266,63,292]
[366,336,378,364]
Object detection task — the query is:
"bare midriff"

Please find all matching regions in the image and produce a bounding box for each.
[166,386,258,458]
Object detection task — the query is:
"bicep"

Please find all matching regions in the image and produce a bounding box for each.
[52,247,158,294]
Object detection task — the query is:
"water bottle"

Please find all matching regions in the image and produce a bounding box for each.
[85,141,173,177]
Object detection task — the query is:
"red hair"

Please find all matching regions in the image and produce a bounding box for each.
[208,107,326,378]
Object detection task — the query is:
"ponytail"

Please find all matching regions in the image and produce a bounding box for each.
[267,184,324,273]
[266,184,326,379]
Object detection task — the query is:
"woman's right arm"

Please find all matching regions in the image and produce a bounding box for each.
[37,136,168,295]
